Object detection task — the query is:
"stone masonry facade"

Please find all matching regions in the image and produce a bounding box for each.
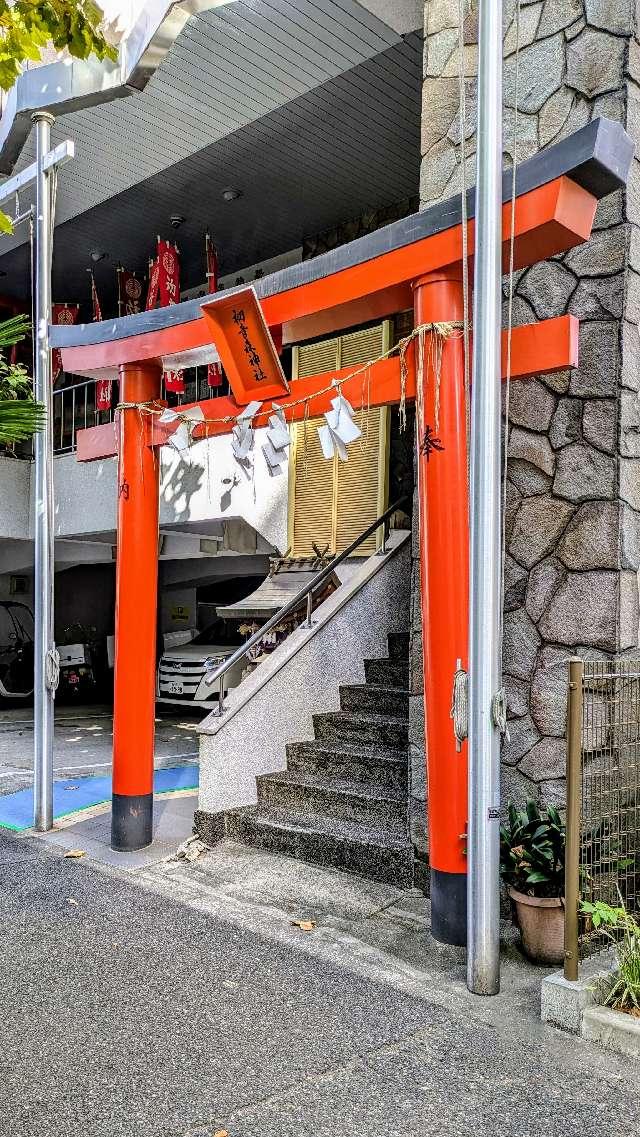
[409,0,640,862]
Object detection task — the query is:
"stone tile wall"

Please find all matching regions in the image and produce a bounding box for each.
[413,0,640,819]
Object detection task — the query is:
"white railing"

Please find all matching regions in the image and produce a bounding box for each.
[52,370,224,455]
[52,379,114,455]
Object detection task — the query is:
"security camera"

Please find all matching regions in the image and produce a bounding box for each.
[170,214,185,229]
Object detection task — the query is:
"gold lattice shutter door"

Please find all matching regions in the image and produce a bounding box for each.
[289,323,391,556]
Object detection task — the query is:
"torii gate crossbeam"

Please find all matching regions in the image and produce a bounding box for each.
[53,118,633,945]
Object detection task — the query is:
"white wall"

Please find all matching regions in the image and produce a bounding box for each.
[197,531,411,815]
[0,457,30,540]
[50,454,118,539]
[158,427,288,552]
[40,427,289,550]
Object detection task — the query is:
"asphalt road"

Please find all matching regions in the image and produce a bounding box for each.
[0,829,639,1137]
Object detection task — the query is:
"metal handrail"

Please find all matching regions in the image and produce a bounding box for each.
[53,378,100,394]
[204,494,410,712]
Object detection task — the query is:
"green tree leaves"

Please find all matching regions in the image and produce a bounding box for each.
[0,315,45,444]
[0,1,116,92]
[0,2,116,230]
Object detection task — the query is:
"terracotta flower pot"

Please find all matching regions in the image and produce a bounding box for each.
[508,886,565,966]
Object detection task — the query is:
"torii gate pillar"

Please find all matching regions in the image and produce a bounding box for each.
[413,269,469,944]
[111,361,162,850]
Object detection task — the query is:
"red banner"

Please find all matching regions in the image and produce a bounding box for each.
[147,238,184,392]
[157,240,180,307]
[96,380,112,411]
[51,304,79,382]
[90,272,112,411]
[118,267,143,316]
[164,371,184,393]
[206,233,223,390]
[146,258,159,311]
[91,272,102,323]
[206,231,218,294]
[207,363,223,389]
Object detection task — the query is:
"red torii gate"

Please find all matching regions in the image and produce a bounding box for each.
[53,119,632,944]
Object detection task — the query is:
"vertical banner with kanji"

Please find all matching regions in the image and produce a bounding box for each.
[145,257,160,312]
[205,232,223,390]
[118,267,143,316]
[51,304,79,382]
[157,240,180,307]
[91,273,112,412]
[147,238,184,393]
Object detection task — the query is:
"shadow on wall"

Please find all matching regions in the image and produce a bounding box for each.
[160,453,206,524]
[159,434,290,555]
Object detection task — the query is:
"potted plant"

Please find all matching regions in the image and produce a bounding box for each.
[500,799,565,965]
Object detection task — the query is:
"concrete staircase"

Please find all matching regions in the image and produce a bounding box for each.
[225,631,413,888]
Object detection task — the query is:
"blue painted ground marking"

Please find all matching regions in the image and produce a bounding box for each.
[0,765,199,831]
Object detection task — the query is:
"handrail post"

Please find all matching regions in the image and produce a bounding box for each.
[218,673,225,715]
[305,592,313,628]
[378,517,388,555]
[564,657,584,981]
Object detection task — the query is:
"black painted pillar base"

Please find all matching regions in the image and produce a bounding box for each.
[430,868,467,946]
[111,792,153,851]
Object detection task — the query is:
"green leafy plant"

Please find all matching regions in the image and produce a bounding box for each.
[0,2,116,232]
[0,314,45,444]
[580,896,640,1013]
[0,1,116,89]
[500,799,565,899]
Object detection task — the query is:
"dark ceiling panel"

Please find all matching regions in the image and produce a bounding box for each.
[0,33,422,316]
[5,0,402,233]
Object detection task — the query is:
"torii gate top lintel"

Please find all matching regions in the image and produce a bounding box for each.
[53,117,632,386]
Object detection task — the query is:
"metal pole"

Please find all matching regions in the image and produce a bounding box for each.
[33,111,56,832]
[467,0,503,995]
[564,658,583,982]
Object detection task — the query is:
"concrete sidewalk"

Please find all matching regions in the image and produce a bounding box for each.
[0,827,638,1137]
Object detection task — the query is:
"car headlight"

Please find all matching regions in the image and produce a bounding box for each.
[203,656,220,671]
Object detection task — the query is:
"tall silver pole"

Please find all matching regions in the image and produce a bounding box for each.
[33,111,56,831]
[467,0,503,995]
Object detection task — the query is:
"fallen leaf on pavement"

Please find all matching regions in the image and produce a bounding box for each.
[213,1130,229,1136]
[64,849,86,859]
[291,919,315,932]
[66,898,78,906]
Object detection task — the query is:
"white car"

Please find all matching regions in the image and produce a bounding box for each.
[156,619,246,709]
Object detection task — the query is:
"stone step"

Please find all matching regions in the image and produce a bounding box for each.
[256,770,407,833]
[339,684,409,719]
[225,806,414,889]
[363,657,409,690]
[286,741,408,793]
[313,711,408,751]
[387,631,410,662]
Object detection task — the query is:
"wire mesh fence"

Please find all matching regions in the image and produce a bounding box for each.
[566,658,640,972]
